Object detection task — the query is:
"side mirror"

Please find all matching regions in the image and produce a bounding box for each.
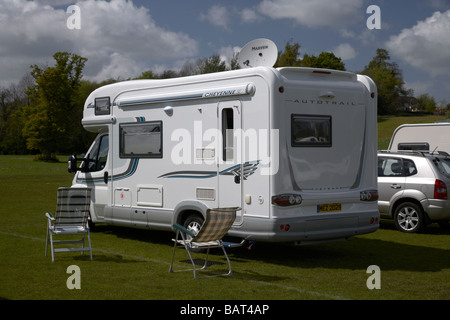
[68,155,78,174]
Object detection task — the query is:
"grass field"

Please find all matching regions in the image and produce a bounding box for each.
[1,115,449,301]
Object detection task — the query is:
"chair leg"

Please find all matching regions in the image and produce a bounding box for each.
[201,248,210,270]
[169,230,199,278]
[45,227,49,257]
[87,230,93,261]
[169,230,179,273]
[49,232,55,263]
[81,233,85,256]
[221,244,233,276]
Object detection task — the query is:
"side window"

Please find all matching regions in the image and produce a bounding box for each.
[378,157,403,177]
[120,121,162,158]
[403,159,418,176]
[86,134,109,172]
[291,115,331,147]
[222,108,234,161]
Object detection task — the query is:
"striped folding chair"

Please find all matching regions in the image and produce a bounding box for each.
[45,187,92,262]
[169,207,239,279]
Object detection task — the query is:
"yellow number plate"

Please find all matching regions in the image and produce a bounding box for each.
[317,203,342,213]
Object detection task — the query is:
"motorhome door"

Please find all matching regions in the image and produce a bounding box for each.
[218,100,243,223]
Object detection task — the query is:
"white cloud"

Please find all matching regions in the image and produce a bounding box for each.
[405,80,433,96]
[241,8,262,23]
[0,0,198,86]
[218,45,241,67]
[386,10,450,76]
[199,5,230,30]
[332,43,357,60]
[257,0,364,28]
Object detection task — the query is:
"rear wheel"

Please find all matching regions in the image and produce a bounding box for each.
[394,202,425,233]
[183,214,204,240]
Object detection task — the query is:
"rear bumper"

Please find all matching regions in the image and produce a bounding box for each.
[423,199,450,221]
[228,210,380,243]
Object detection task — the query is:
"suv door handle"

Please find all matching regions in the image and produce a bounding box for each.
[390,184,402,189]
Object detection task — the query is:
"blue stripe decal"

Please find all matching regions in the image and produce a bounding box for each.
[119,94,203,106]
[77,158,139,184]
[158,161,260,179]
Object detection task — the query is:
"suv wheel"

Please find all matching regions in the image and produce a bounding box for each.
[394,202,425,233]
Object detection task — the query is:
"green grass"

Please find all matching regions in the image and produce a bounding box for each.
[1,115,449,300]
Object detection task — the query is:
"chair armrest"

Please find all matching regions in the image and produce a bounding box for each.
[172,224,195,238]
[45,212,55,220]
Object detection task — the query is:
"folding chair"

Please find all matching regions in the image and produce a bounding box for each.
[45,187,92,262]
[169,207,239,279]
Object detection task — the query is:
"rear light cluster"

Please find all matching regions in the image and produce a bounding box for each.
[434,179,448,200]
[272,194,302,207]
[360,190,379,201]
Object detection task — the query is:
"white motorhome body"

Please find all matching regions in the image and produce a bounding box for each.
[388,123,450,154]
[72,66,379,244]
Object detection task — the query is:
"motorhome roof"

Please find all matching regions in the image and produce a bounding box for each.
[86,66,360,107]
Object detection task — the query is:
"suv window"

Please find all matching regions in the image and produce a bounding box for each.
[378,157,417,177]
[403,159,418,176]
[433,157,450,178]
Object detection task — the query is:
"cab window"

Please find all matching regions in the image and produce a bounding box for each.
[86,134,109,172]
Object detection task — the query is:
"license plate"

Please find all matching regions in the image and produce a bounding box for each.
[317,203,342,213]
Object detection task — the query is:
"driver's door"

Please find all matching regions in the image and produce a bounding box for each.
[75,133,110,222]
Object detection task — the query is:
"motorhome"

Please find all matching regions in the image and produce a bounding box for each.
[69,61,379,245]
[388,122,450,154]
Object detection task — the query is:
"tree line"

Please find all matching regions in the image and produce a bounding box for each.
[0,40,447,159]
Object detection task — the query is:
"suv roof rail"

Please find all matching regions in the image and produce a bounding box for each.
[378,150,449,157]
[378,150,425,156]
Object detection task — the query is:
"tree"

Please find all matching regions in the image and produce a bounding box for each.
[275,39,345,70]
[302,52,346,71]
[361,49,412,115]
[276,39,302,67]
[200,55,227,74]
[416,93,436,113]
[23,52,87,160]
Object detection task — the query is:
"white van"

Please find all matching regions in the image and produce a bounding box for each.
[388,123,450,154]
[69,65,379,244]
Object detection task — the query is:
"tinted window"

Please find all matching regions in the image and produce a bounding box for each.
[433,157,450,178]
[291,115,331,147]
[120,121,162,158]
[378,157,418,177]
[86,134,109,172]
[378,157,403,177]
[403,159,418,176]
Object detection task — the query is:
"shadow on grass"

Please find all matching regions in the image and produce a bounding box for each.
[90,223,450,274]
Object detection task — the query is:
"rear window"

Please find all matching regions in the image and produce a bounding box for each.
[291,114,331,147]
[434,157,450,178]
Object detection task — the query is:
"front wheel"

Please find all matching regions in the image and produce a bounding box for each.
[394,202,425,233]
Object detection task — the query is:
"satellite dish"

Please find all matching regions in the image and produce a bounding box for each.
[238,38,278,69]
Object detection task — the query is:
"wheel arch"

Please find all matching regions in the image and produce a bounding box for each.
[172,200,209,226]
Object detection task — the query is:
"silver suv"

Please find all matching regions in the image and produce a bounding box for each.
[377,151,450,233]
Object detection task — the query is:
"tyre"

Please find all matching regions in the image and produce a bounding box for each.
[183,214,204,240]
[393,202,425,233]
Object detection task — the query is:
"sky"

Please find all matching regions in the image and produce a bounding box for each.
[1,0,450,104]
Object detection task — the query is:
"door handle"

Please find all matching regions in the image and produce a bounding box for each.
[104,171,109,184]
[390,184,402,189]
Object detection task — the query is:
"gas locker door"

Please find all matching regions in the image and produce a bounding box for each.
[218,100,243,223]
